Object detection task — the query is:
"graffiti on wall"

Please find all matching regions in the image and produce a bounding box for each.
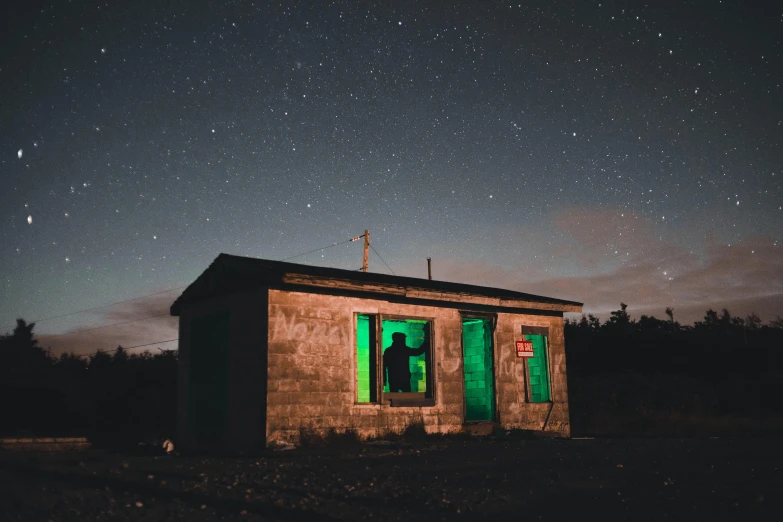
[271,308,346,345]
[497,359,517,380]
[439,341,462,375]
[546,420,570,433]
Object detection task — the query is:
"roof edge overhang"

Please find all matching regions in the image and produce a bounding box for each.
[279,272,582,313]
[170,254,584,316]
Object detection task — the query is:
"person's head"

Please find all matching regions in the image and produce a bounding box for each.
[392,332,406,345]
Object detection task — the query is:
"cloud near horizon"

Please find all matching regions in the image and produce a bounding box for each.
[431,207,783,325]
[34,206,782,354]
[36,291,179,357]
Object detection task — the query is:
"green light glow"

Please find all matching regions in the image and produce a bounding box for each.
[356,314,372,403]
[462,318,494,421]
[525,334,550,402]
[381,319,428,393]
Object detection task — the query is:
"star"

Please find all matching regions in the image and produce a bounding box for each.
[0,1,779,339]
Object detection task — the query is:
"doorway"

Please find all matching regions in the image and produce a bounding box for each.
[462,318,495,422]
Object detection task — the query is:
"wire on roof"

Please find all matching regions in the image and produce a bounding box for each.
[280,236,358,262]
[369,244,396,275]
[11,233,375,335]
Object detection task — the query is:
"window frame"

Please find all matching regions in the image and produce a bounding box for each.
[354,313,436,407]
[354,313,379,405]
[520,325,552,403]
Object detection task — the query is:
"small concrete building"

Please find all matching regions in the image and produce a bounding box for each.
[170,254,582,450]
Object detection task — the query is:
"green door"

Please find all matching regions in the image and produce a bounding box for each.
[188,309,231,446]
[462,319,495,421]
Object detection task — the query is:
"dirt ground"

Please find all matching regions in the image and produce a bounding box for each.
[1,436,780,521]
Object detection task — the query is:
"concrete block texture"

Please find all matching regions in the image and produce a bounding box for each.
[263,290,571,443]
[176,288,571,449]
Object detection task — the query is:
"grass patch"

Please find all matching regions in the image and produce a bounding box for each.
[399,420,428,441]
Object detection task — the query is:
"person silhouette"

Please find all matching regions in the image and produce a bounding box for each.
[383,331,428,392]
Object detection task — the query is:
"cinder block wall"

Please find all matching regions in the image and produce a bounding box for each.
[177,289,267,451]
[495,314,570,437]
[266,290,465,443]
[266,289,570,443]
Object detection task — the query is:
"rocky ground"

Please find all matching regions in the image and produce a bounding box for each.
[1,435,780,521]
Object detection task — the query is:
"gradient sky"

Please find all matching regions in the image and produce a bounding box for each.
[1,1,781,355]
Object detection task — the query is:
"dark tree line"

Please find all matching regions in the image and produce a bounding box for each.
[0,319,177,445]
[565,305,783,434]
[2,305,782,441]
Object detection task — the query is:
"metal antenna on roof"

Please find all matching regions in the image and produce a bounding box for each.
[427,257,432,280]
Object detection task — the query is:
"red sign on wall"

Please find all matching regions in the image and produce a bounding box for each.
[516,340,534,358]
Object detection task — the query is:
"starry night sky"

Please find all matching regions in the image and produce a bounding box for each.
[1,1,781,354]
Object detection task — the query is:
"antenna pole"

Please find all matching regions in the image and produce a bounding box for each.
[427,257,432,280]
[362,229,370,272]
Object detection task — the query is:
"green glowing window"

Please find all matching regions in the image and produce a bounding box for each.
[355,314,377,403]
[355,315,434,405]
[523,331,551,403]
[381,319,432,396]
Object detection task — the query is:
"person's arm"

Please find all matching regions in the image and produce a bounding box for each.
[409,330,430,356]
[409,345,427,356]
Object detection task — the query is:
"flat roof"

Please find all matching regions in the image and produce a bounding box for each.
[170,253,583,316]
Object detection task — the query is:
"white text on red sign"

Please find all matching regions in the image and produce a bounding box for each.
[515,340,534,358]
